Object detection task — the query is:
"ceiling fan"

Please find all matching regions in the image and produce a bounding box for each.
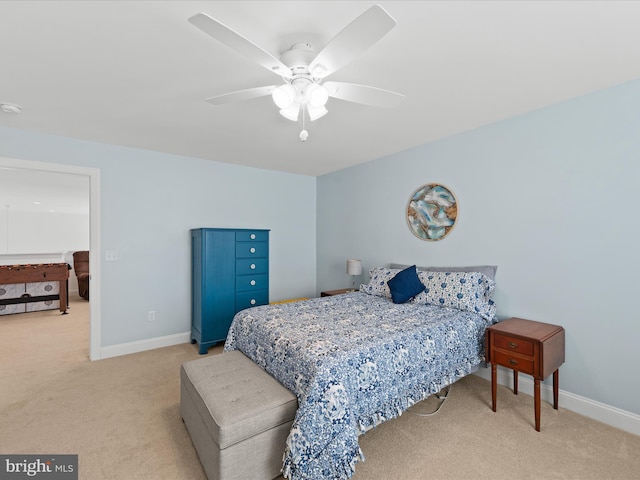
[188,4,405,141]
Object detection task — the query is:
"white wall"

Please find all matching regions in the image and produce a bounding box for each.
[0,128,317,350]
[0,210,89,254]
[317,78,640,417]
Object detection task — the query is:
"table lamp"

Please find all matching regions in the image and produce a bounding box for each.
[346,259,362,291]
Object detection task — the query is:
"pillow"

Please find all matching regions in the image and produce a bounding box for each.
[389,263,498,281]
[386,265,426,304]
[412,270,496,321]
[359,267,401,298]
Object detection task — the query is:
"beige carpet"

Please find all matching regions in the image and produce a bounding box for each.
[1,298,639,480]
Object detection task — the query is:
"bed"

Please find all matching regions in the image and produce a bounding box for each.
[224,265,497,480]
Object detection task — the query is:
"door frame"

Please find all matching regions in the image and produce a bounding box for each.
[0,156,101,360]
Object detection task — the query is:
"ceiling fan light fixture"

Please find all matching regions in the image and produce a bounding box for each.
[272,84,296,109]
[306,84,329,108]
[307,105,328,121]
[189,4,403,140]
[279,103,300,121]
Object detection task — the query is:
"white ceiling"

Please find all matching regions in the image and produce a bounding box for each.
[1,1,640,177]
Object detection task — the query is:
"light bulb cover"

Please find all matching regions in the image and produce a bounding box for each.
[272,84,296,109]
[306,84,329,107]
[307,105,328,121]
[279,103,300,121]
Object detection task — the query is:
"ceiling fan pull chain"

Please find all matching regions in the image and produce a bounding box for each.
[300,107,309,142]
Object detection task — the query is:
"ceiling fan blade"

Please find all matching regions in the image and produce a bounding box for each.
[205,86,277,105]
[308,4,396,79]
[323,81,405,108]
[189,13,291,78]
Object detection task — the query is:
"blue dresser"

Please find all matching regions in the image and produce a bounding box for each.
[191,228,269,354]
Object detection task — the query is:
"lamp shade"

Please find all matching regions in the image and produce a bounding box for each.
[346,259,362,275]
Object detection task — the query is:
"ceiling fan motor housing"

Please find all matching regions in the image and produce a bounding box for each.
[279,43,328,107]
[280,43,316,75]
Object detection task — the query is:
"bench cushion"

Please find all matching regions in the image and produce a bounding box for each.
[181,350,297,449]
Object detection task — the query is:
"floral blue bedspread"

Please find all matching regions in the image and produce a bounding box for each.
[224,292,494,480]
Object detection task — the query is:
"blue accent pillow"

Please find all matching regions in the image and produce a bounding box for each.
[387,265,426,304]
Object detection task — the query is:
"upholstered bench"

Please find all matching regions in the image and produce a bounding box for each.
[180,350,298,480]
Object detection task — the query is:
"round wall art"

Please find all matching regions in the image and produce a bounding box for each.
[406,183,458,241]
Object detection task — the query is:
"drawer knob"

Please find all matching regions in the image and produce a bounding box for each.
[508,342,518,349]
[250,264,256,269]
[250,247,256,253]
[250,299,256,305]
[250,280,256,286]
[508,359,519,366]
[250,234,256,239]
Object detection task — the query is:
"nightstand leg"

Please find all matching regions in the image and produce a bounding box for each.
[534,378,541,432]
[491,363,497,412]
[513,369,518,395]
[553,369,559,409]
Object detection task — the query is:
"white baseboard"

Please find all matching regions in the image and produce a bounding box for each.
[98,336,640,438]
[99,331,191,360]
[474,366,640,437]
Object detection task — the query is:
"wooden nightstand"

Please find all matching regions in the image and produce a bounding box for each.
[320,288,355,297]
[486,317,565,431]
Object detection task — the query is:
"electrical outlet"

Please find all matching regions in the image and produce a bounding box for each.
[105,250,118,262]
[148,310,155,322]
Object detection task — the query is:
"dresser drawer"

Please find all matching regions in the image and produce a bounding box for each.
[236,290,268,311]
[236,258,268,275]
[492,350,535,375]
[236,274,268,292]
[493,333,534,357]
[236,231,268,242]
[236,241,268,258]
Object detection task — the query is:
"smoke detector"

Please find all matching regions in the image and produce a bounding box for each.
[0,103,22,114]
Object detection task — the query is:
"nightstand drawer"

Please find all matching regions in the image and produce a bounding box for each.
[493,334,534,356]
[492,350,535,375]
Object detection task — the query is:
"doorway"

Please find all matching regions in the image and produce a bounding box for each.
[0,156,100,360]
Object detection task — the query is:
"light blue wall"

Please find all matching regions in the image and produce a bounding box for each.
[0,127,317,346]
[2,78,638,415]
[317,79,640,415]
